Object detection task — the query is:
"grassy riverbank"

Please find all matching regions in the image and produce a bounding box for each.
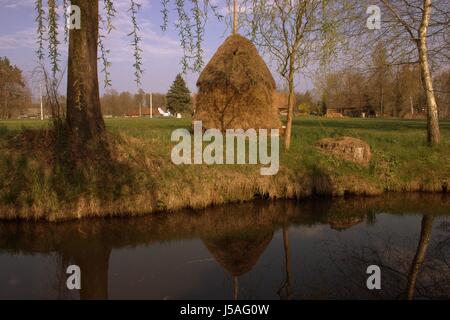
[0,117,449,221]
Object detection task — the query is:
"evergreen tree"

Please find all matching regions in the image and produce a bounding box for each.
[166,74,192,114]
[0,57,28,119]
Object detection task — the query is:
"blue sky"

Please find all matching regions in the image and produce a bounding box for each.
[0,0,312,98]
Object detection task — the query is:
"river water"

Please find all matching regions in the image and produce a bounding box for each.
[0,194,449,300]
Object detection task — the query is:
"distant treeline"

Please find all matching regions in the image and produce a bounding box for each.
[1,52,449,119]
[100,89,166,117]
[314,45,450,118]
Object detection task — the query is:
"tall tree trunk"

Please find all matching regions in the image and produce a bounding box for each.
[406,215,434,300]
[66,0,105,144]
[418,0,440,145]
[380,84,384,117]
[284,60,295,150]
[3,94,7,120]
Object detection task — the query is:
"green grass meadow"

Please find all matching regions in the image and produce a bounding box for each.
[0,116,449,220]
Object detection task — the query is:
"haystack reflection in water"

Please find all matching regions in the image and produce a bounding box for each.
[0,194,449,299]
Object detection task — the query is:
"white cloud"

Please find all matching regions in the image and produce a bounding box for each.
[0,0,34,9]
[0,27,36,50]
[100,5,182,64]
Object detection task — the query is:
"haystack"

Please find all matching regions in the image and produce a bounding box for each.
[194,34,281,130]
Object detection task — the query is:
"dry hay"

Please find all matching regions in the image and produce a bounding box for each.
[194,34,281,131]
[325,110,345,118]
[315,137,372,166]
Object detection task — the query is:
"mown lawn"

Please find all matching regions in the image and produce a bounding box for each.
[0,116,449,220]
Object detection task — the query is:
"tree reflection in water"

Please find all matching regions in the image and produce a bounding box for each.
[0,194,449,299]
[320,213,450,299]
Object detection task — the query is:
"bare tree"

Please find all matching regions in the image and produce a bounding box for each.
[242,0,344,150]
[371,0,448,144]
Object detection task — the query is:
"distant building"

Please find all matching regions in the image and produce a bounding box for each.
[18,108,41,120]
[272,91,289,115]
[325,109,345,118]
[326,106,376,118]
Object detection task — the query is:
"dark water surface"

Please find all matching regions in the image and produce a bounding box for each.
[0,194,449,300]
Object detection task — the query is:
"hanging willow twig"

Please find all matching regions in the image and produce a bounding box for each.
[164,0,223,73]
[175,0,195,73]
[35,0,46,63]
[63,0,69,43]
[34,0,225,91]
[104,0,117,34]
[99,15,112,88]
[98,0,116,87]
[160,0,170,32]
[129,0,143,87]
[207,0,224,21]
[191,0,205,72]
[47,0,60,84]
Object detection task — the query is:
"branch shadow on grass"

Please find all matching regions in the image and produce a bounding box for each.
[0,124,138,218]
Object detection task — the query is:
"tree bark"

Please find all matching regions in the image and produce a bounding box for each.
[66,0,105,144]
[418,0,440,145]
[284,58,295,150]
